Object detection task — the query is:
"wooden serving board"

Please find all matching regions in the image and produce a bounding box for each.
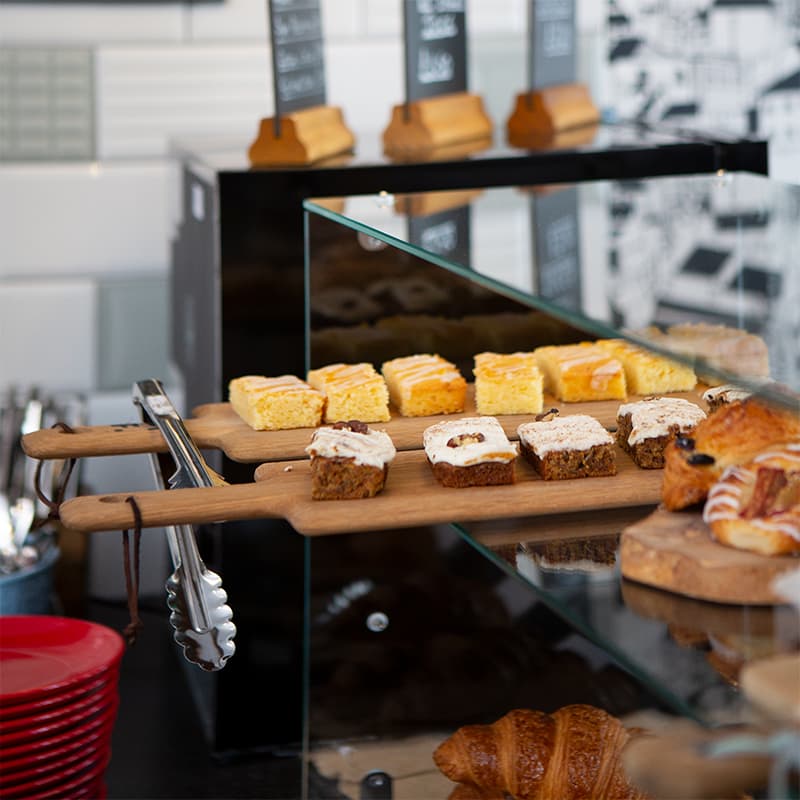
[59,445,663,536]
[620,509,800,605]
[740,653,800,723]
[21,388,706,464]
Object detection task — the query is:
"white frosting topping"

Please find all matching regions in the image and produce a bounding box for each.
[383,354,462,386]
[233,375,321,395]
[617,397,706,445]
[702,384,752,404]
[704,446,800,541]
[423,416,517,466]
[306,426,396,468]
[517,414,613,455]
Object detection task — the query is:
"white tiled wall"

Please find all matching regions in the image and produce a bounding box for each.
[0,0,786,597]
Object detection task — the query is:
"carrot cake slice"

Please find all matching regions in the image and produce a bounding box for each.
[616,396,706,469]
[306,420,396,500]
[517,413,616,480]
[423,416,517,488]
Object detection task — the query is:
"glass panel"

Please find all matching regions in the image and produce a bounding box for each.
[305,172,800,402]
[302,172,800,798]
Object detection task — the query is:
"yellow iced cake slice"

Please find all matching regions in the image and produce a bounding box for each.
[306,362,390,423]
[228,375,325,431]
[534,343,627,402]
[595,338,696,395]
[381,354,467,417]
[473,352,544,415]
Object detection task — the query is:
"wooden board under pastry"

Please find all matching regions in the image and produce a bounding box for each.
[22,387,706,463]
[59,444,664,536]
[620,509,800,605]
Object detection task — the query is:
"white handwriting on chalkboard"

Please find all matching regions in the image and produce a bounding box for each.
[545,215,577,257]
[420,220,457,254]
[278,71,325,102]
[416,0,464,13]
[417,47,455,84]
[273,11,322,42]
[542,20,572,58]
[420,13,458,40]
[276,42,324,72]
[535,0,572,21]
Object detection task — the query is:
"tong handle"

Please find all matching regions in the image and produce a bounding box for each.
[133,380,212,489]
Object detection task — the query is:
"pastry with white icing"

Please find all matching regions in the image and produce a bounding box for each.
[616,397,706,469]
[423,416,517,487]
[517,412,616,480]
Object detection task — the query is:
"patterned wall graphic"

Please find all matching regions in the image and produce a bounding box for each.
[607,0,800,147]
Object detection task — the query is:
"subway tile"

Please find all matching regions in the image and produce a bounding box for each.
[0,4,184,44]
[0,162,173,276]
[0,279,96,392]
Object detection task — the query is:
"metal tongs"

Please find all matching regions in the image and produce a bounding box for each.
[133,379,235,671]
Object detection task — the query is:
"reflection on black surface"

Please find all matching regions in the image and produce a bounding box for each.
[307,526,666,745]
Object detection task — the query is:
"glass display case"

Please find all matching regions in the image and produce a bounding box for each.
[301,171,799,799]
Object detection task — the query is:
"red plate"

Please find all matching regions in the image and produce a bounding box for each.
[0,696,118,749]
[0,670,116,721]
[0,708,116,760]
[0,734,108,787]
[0,716,114,773]
[0,616,124,706]
[0,684,118,734]
[26,763,109,800]
[0,749,110,798]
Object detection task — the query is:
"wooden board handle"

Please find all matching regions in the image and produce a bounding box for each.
[59,483,284,532]
[22,424,170,460]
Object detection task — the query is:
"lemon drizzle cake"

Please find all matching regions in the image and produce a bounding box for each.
[306,362,390,424]
[595,339,696,395]
[381,354,467,417]
[473,352,544,415]
[228,375,325,431]
[534,343,626,402]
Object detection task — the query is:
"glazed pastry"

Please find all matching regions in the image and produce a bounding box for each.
[433,705,647,800]
[703,443,800,556]
[661,398,800,511]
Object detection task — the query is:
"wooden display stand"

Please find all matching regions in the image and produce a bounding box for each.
[506,83,600,149]
[382,92,492,159]
[248,105,355,166]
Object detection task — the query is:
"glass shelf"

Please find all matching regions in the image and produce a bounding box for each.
[305,171,799,403]
[302,170,800,796]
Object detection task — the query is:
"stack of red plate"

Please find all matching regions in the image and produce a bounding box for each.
[0,616,124,799]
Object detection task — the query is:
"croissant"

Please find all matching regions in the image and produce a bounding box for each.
[661,398,800,511]
[433,705,648,800]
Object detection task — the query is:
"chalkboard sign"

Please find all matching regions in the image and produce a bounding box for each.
[408,206,472,268]
[528,0,576,90]
[269,0,327,131]
[403,0,468,105]
[531,187,581,310]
